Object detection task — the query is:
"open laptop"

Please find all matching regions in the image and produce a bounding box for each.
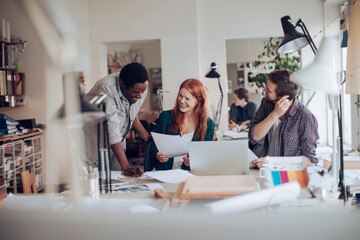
[189,140,249,175]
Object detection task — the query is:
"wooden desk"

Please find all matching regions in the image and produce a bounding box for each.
[2,169,359,240]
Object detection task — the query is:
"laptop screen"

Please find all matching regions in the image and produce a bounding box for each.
[189,140,249,175]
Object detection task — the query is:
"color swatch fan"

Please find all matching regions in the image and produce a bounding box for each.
[260,156,309,188]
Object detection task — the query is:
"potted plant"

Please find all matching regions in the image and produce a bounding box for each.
[249,37,301,90]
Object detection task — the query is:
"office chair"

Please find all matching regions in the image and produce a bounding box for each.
[143,139,156,172]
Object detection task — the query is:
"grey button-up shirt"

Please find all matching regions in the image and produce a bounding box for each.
[86,73,147,145]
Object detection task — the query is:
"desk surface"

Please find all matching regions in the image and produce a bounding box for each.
[104,168,316,201]
[0,129,45,143]
[2,168,360,240]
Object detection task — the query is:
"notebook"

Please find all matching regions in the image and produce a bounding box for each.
[189,140,249,175]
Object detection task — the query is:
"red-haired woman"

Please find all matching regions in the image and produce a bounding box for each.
[150,78,215,170]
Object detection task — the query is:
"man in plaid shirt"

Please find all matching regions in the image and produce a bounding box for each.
[249,70,319,168]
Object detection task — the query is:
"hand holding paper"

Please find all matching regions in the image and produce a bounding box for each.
[151,132,188,158]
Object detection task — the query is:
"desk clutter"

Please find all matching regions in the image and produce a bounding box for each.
[180,175,257,199]
[260,156,309,188]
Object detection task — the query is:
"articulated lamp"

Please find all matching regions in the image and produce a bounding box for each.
[278,15,317,55]
[205,62,223,129]
[278,15,318,106]
[291,38,343,199]
[278,15,347,202]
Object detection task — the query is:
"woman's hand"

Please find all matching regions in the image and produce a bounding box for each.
[183,155,190,166]
[251,157,267,169]
[156,152,169,163]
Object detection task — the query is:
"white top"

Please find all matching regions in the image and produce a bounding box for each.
[173,131,194,169]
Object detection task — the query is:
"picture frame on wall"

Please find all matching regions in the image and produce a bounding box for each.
[236,63,245,87]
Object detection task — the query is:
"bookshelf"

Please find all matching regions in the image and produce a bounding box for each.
[0,39,25,108]
[0,131,45,195]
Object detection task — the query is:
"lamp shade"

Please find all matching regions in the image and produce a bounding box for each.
[291,37,340,95]
[345,0,360,94]
[205,62,221,78]
[277,16,309,54]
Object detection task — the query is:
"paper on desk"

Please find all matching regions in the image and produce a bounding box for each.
[223,130,248,139]
[151,132,188,158]
[205,181,300,214]
[142,169,194,184]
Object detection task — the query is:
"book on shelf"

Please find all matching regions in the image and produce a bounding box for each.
[0,118,19,127]
[0,127,17,135]
[0,71,24,96]
[0,124,17,130]
[0,41,4,68]
[15,72,24,95]
[6,21,10,43]
[6,70,13,95]
[1,18,5,41]
[6,45,16,69]
[0,70,5,95]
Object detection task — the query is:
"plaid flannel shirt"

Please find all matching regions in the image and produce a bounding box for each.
[248,98,319,164]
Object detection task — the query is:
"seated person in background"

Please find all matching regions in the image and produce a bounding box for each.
[150,78,215,170]
[249,70,319,168]
[229,87,258,131]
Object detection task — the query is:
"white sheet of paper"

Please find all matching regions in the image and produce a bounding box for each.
[142,169,194,184]
[151,132,188,157]
[205,181,300,214]
[248,148,258,168]
[223,130,248,139]
[248,149,257,163]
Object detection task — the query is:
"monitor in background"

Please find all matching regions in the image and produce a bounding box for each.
[189,140,249,175]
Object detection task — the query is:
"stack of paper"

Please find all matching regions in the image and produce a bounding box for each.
[223,130,248,139]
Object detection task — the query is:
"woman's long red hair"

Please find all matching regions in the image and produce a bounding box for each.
[169,78,208,140]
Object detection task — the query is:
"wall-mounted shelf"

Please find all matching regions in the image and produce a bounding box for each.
[0,39,25,106]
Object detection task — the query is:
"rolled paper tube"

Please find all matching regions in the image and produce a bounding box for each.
[205,181,300,214]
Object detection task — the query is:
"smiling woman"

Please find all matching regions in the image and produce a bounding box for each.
[149,78,215,171]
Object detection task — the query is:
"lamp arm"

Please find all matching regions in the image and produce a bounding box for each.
[214,94,223,129]
[218,77,224,96]
[214,77,224,129]
[296,19,318,54]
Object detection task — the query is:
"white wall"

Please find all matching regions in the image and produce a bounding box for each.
[226,38,272,64]
[88,0,330,130]
[1,0,341,132]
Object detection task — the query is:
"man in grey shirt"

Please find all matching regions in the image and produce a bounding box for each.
[86,62,151,177]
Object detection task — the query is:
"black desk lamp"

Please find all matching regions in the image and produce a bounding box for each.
[277,15,346,202]
[205,62,223,129]
[278,15,317,55]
